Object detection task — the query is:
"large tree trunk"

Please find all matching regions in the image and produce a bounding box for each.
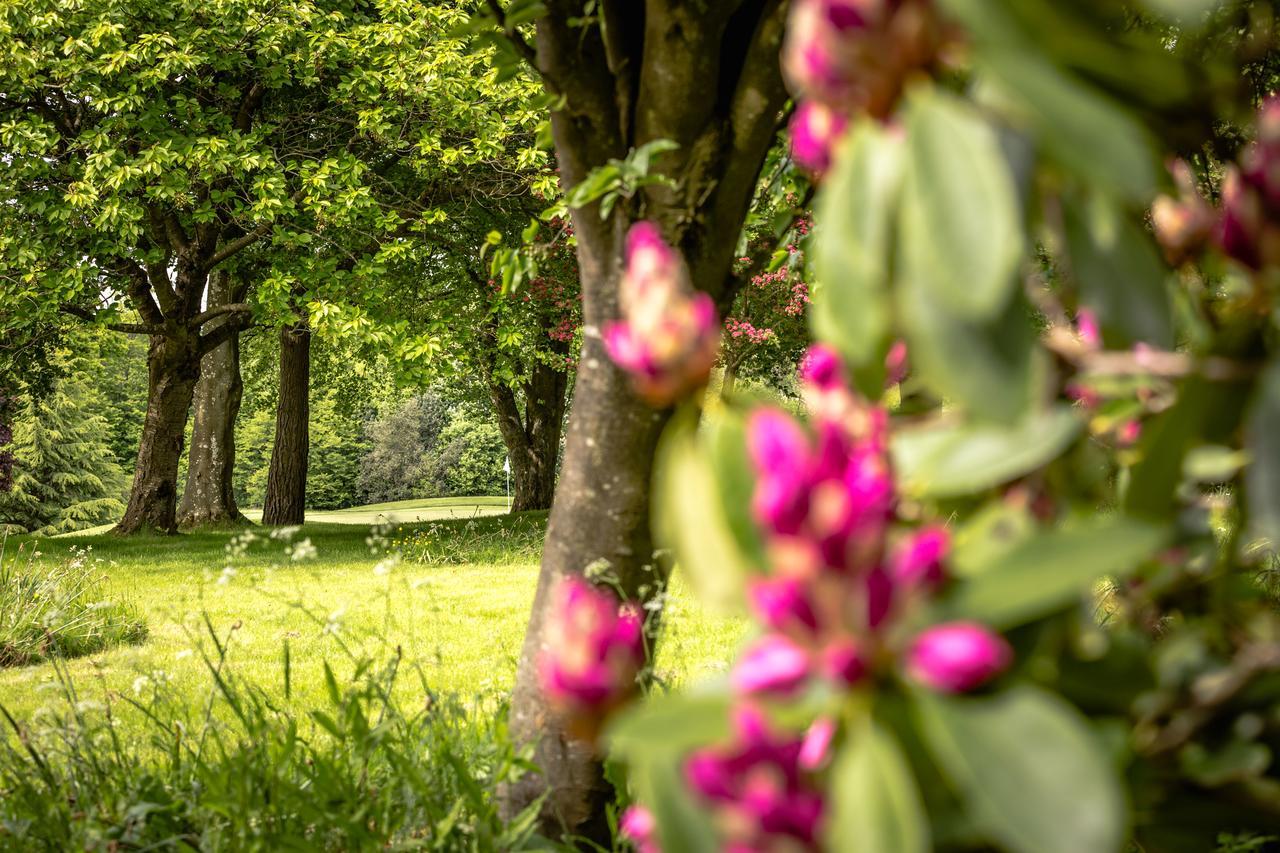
[502,220,669,837]
[113,333,201,534]
[498,1,790,839]
[489,345,570,512]
[261,321,310,526]
[178,271,248,528]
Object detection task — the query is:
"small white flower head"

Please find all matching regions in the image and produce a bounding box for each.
[269,525,301,541]
[132,675,151,695]
[373,554,401,577]
[218,566,237,585]
[288,538,317,561]
[174,649,194,661]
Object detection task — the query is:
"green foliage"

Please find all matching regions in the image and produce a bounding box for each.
[0,368,126,534]
[439,408,509,498]
[0,542,146,668]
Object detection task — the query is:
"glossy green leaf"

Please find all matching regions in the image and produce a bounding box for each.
[653,411,754,611]
[892,405,1081,498]
[1063,194,1172,348]
[901,89,1024,320]
[1245,357,1280,548]
[897,275,1044,425]
[915,686,1127,853]
[826,718,928,853]
[810,120,904,369]
[937,515,1167,629]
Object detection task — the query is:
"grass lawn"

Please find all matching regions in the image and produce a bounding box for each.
[1,503,747,739]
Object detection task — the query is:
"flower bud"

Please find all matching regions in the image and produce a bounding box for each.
[799,717,838,770]
[604,221,720,406]
[790,100,850,176]
[748,576,821,636]
[884,339,909,387]
[1151,159,1215,267]
[620,805,660,853]
[732,634,813,696]
[890,525,949,590]
[906,622,1011,692]
[538,577,645,736]
[819,639,867,686]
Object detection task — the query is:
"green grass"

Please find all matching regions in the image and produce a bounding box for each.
[2,505,747,738]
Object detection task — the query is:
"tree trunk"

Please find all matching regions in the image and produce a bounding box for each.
[178,271,248,528]
[262,322,311,526]
[113,333,201,534]
[489,347,570,513]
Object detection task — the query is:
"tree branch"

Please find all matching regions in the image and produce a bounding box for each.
[202,189,305,271]
[59,304,164,336]
[189,302,253,331]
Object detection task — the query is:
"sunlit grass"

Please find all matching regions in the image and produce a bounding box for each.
[1,506,746,739]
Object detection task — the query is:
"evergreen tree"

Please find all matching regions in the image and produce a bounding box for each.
[0,376,126,534]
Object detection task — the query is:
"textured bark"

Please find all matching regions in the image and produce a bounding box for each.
[178,271,248,528]
[113,332,201,534]
[499,0,791,839]
[261,322,311,526]
[488,345,570,513]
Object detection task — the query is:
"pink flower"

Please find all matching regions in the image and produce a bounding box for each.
[884,339,909,386]
[798,342,846,392]
[604,221,720,406]
[798,717,837,771]
[1076,309,1101,349]
[1117,419,1142,447]
[732,634,813,696]
[890,525,949,590]
[684,708,825,850]
[538,577,645,737]
[818,639,867,686]
[790,101,849,175]
[620,805,660,853]
[748,576,820,636]
[1151,159,1216,267]
[906,622,1012,693]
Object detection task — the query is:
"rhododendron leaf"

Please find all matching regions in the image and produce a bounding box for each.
[896,276,1044,424]
[1245,357,1280,548]
[809,120,903,381]
[935,516,1167,630]
[941,0,1157,201]
[949,500,1037,579]
[705,410,768,570]
[891,406,1080,498]
[914,686,1126,853]
[826,717,928,853]
[1062,194,1173,349]
[900,88,1024,321]
[654,411,754,611]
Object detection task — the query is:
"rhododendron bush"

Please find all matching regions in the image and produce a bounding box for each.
[527,1,1280,851]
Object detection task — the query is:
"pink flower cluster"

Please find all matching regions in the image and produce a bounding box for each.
[1152,96,1280,273]
[538,576,645,740]
[782,0,950,175]
[725,317,776,345]
[676,345,1010,849]
[685,707,826,852]
[604,222,721,406]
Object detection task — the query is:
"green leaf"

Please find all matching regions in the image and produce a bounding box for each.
[936,515,1167,629]
[901,89,1024,320]
[981,51,1157,201]
[1245,357,1280,548]
[810,121,904,369]
[1062,194,1172,348]
[915,686,1127,853]
[826,718,928,853]
[653,410,755,611]
[897,275,1044,425]
[891,405,1081,498]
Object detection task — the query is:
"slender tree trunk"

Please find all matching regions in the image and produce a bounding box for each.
[262,321,310,526]
[114,333,201,534]
[178,271,248,528]
[489,347,570,512]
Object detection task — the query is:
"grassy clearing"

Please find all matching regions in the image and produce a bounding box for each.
[2,507,746,739]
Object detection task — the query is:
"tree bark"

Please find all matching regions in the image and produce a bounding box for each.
[113,332,201,534]
[489,346,570,513]
[178,271,249,528]
[261,321,311,526]
[498,0,791,839]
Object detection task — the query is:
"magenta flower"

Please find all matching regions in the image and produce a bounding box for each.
[748,576,820,636]
[789,100,849,176]
[620,805,660,853]
[798,342,846,392]
[684,708,825,850]
[604,221,720,406]
[1076,309,1101,350]
[884,339,909,387]
[818,639,867,686]
[1151,159,1216,267]
[891,525,949,590]
[1117,419,1142,447]
[798,717,838,771]
[539,577,645,737]
[906,622,1012,693]
[732,634,813,697]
